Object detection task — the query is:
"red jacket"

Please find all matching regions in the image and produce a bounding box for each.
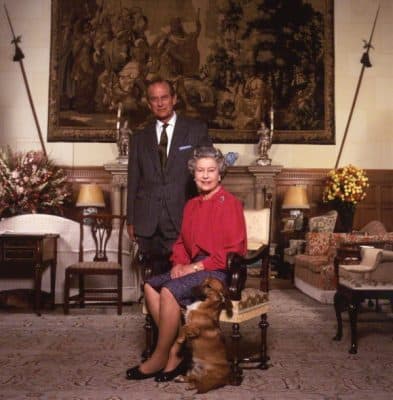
[171,186,247,271]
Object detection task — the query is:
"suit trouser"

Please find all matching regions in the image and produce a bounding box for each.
[137,204,178,274]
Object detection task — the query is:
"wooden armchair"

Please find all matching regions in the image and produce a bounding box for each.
[139,199,272,385]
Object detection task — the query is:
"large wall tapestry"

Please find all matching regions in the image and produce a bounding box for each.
[48,0,334,144]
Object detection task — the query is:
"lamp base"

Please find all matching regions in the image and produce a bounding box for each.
[294,213,304,231]
[82,207,98,225]
[289,210,301,217]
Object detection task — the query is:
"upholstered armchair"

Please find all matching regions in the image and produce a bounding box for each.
[139,202,272,385]
[294,226,393,303]
[333,243,393,353]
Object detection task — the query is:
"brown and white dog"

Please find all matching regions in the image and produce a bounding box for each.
[176,277,233,393]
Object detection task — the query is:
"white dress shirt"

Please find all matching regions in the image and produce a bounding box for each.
[155,112,177,156]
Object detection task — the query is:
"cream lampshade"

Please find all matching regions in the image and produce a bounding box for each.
[76,183,105,208]
[76,184,105,222]
[282,186,310,231]
[282,186,310,211]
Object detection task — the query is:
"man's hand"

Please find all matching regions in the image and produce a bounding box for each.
[127,224,135,241]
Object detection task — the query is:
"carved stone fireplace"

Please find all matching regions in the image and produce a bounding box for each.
[104,161,283,241]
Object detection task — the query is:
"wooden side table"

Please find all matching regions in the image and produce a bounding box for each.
[0,233,59,315]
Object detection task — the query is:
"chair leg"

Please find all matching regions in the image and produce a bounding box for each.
[142,313,155,361]
[348,301,359,354]
[229,323,243,386]
[333,290,347,341]
[258,314,269,369]
[117,271,122,315]
[78,274,85,308]
[64,270,70,315]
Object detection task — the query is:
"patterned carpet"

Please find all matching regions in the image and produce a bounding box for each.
[0,288,392,400]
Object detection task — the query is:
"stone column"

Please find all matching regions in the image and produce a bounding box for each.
[247,165,283,242]
[103,162,128,217]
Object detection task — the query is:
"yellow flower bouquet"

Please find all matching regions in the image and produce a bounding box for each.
[322,165,369,232]
[322,164,369,205]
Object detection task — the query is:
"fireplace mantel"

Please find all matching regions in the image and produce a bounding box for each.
[103,161,283,239]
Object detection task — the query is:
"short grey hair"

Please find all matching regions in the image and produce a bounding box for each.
[188,146,227,177]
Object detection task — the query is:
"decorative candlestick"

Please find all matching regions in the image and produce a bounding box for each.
[269,105,274,142]
[116,103,122,133]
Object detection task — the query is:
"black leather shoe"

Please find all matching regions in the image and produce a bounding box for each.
[155,359,188,382]
[126,365,161,380]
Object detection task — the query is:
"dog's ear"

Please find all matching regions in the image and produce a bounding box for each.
[222,286,233,317]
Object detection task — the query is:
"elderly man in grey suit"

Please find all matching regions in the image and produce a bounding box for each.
[127,78,211,267]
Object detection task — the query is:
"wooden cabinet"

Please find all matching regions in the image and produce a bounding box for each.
[0,233,59,315]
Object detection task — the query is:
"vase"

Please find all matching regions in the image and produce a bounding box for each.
[334,201,356,233]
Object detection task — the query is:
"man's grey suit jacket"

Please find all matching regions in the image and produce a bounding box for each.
[127,115,212,237]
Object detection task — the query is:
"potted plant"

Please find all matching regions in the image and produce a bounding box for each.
[0,147,72,218]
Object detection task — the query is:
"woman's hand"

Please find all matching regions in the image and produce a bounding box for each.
[170,264,195,279]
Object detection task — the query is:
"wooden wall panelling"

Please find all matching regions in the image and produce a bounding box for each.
[223,167,255,208]
[362,170,393,231]
[63,167,393,232]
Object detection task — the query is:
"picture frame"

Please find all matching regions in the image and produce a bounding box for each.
[47,0,334,144]
[282,217,296,232]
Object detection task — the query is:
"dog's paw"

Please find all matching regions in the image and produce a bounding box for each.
[176,336,185,344]
[174,374,186,383]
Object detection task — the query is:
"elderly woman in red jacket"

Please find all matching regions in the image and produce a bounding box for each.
[126,146,246,381]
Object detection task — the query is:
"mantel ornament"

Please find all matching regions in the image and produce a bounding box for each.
[117,121,132,163]
[116,103,132,164]
[256,106,274,166]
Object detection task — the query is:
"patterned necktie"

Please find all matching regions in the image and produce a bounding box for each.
[158,123,168,169]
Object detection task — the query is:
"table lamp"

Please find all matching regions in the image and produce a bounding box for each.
[282,186,310,230]
[76,183,105,222]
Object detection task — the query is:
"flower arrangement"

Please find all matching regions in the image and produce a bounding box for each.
[322,164,369,206]
[0,147,72,217]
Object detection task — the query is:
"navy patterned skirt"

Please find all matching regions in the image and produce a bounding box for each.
[146,269,228,307]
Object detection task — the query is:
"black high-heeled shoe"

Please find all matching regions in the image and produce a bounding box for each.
[154,358,188,382]
[126,365,162,380]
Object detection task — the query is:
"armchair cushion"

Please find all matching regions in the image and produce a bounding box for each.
[244,209,270,250]
[219,288,268,323]
[294,254,330,273]
[305,232,331,256]
[308,210,337,232]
